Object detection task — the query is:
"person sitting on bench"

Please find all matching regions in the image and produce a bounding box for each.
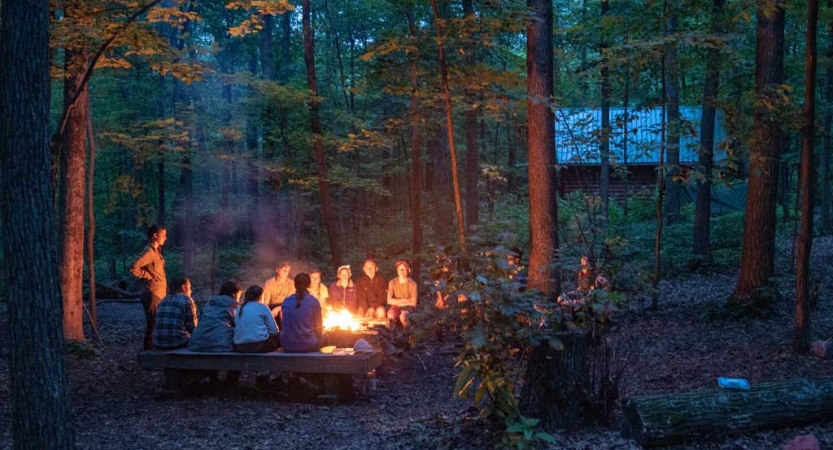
[387,260,418,329]
[234,285,280,353]
[153,277,197,350]
[281,273,328,353]
[189,280,242,353]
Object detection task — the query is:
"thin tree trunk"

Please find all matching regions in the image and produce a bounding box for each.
[623,67,630,217]
[280,10,292,82]
[795,0,819,352]
[261,14,275,81]
[59,47,88,342]
[526,0,559,297]
[653,55,667,311]
[430,0,468,256]
[157,138,165,226]
[407,6,423,279]
[506,109,517,195]
[247,52,260,242]
[694,0,725,258]
[303,0,343,269]
[599,0,611,217]
[0,0,77,444]
[822,0,833,234]
[463,0,479,229]
[730,1,785,305]
[664,0,682,225]
[85,100,97,330]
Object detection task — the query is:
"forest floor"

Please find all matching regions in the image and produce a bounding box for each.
[2,236,833,449]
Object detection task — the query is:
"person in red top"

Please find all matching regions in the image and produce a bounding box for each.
[356,259,387,319]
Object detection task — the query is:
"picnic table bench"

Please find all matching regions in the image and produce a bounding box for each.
[138,348,383,401]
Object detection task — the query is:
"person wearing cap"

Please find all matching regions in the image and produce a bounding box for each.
[264,261,294,320]
[329,265,358,313]
[356,259,387,319]
[387,260,418,329]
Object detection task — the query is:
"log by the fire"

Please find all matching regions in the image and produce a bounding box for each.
[621,377,833,447]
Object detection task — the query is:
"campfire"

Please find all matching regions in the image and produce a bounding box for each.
[323,309,364,332]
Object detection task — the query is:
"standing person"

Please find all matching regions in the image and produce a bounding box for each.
[281,273,328,353]
[189,281,242,352]
[308,269,330,310]
[356,259,387,319]
[387,260,418,329]
[153,278,197,350]
[234,285,280,353]
[264,261,294,319]
[329,265,357,313]
[130,225,168,350]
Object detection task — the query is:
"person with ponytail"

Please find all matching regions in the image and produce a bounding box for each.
[280,273,328,353]
[233,285,280,353]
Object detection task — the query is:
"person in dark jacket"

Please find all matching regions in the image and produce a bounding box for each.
[281,273,328,353]
[328,265,357,313]
[189,281,242,352]
[356,259,387,319]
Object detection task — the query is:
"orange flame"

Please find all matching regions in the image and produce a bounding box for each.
[323,309,363,331]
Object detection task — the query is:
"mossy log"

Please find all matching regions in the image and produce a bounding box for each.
[622,377,833,447]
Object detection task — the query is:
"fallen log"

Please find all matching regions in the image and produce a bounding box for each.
[622,377,833,447]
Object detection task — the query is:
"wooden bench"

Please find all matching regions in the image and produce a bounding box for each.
[138,348,383,402]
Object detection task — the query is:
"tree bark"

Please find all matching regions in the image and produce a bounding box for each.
[693,0,725,258]
[59,46,89,342]
[157,138,165,226]
[0,0,77,445]
[526,0,559,296]
[280,10,292,83]
[86,100,98,330]
[599,0,611,217]
[622,377,833,448]
[407,6,423,280]
[730,1,785,305]
[463,0,479,229]
[795,0,819,352]
[247,52,260,242]
[430,0,468,256]
[663,0,682,225]
[822,0,833,234]
[303,0,343,269]
[261,14,276,81]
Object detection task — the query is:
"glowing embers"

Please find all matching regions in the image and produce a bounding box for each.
[323,309,363,332]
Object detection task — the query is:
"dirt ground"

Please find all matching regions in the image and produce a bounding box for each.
[2,237,833,449]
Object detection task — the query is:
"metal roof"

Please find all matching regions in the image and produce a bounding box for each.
[555,107,728,165]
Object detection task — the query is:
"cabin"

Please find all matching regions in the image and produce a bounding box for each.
[555,107,729,198]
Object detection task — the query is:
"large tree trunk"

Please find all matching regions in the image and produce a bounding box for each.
[86,101,98,330]
[59,47,89,343]
[0,0,77,445]
[693,0,725,258]
[303,0,343,269]
[430,0,468,256]
[463,0,479,229]
[526,0,559,296]
[430,128,454,241]
[599,0,611,217]
[622,377,833,448]
[663,0,682,225]
[729,1,785,305]
[795,0,819,352]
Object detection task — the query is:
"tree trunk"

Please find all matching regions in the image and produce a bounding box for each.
[730,1,785,305]
[693,0,725,258]
[303,0,343,269]
[622,377,833,448]
[86,100,97,330]
[463,0,479,229]
[59,47,89,343]
[407,6,423,280]
[247,52,260,243]
[157,138,165,226]
[280,10,292,83]
[261,14,275,81]
[822,1,833,234]
[430,128,454,241]
[526,0,559,296]
[430,0,468,256]
[506,110,517,195]
[0,0,77,444]
[653,54,667,311]
[795,0,819,352]
[599,0,611,217]
[664,0,682,225]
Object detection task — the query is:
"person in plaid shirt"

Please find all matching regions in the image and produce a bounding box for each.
[152,277,197,350]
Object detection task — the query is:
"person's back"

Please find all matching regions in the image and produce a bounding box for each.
[189,290,240,352]
[234,301,278,348]
[281,273,325,353]
[153,278,197,350]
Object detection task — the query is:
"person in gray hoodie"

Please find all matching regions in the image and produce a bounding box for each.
[189,281,242,352]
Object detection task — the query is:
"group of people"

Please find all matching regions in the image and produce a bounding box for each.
[129,224,419,355]
[261,258,418,330]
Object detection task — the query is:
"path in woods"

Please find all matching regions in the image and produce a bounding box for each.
[2,237,833,449]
